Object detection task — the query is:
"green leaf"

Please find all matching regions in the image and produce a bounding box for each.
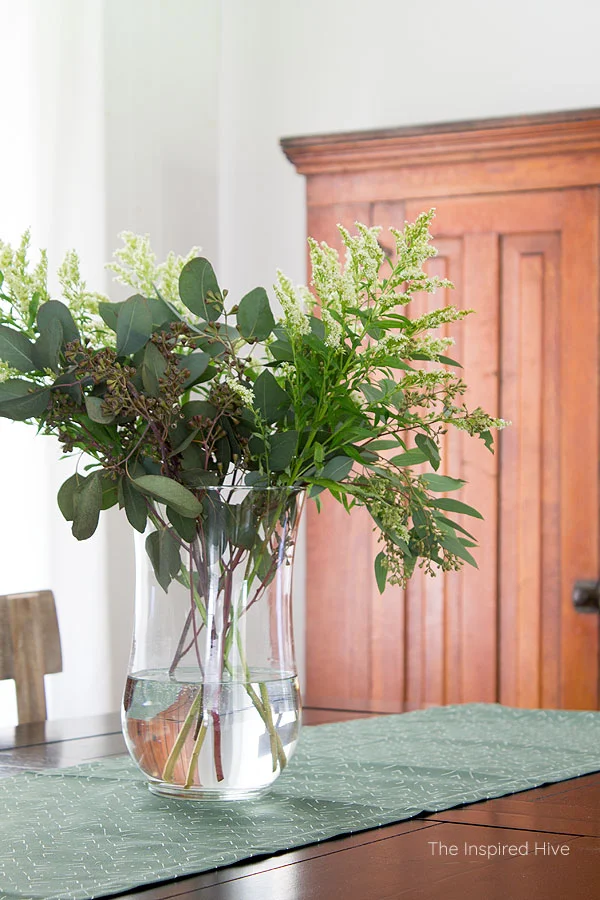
[366,439,402,451]
[145,528,182,592]
[480,429,494,452]
[181,400,217,421]
[52,370,83,404]
[268,340,294,362]
[84,396,115,424]
[268,430,298,471]
[431,497,484,519]
[374,551,387,594]
[178,257,223,322]
[415,433,440,471]
[116,294,153,356]
[320,455,354,482]
[146,295,178,328]
[236,287,275,341]
[32,318,63,372]
[0,325,36,372]
[433,513,477,541]
[57,473,83,521]
[167,507,197,543]
[141,342,167,396]
[98,301,124,332]
[121,478,147,533]
[37,300,80,344]
[177,351,210,388]
[0,383,50,420]
[421,473,465,492]
[378,357,415,371]
[133,474,203,518]
[440,534,478,568]
[0,379,37,403]
[437,355,462,368]
[72,472,103,540]
[390,448,428,467]
[253,370,291,423]
[360,383,383,404]
[100,472,119,510]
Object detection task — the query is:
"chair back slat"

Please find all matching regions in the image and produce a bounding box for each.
[0,591,62,723]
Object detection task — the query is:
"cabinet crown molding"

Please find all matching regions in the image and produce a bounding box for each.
[281,108,600,175]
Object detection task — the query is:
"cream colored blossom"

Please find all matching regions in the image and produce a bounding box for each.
[322,308,342,349]
[0,361,19,384]
[106,232,201,307]
[338,223,384,292]
[273,270,311,339]
[0,231,49,322]
[225,374,254,407]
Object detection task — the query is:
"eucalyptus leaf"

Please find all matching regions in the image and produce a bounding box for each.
[236,287,275,341]
[178,257,223,322]
[147,295,178,328]
[37,300,80,344]
[178,351,210,388]
[0,325,35,372]
[146,528,182,592]
[181,400,217,421]
[121,478,147,532]
[116,294,153,356]
[57,473,83,521]
[52,370,83,404]
[72,472,103,540]
[98,301,124,332]
[167,507,197,543]
[133,474,203,517]
[100,472,119,510]
[85,396,115,424]
[0,379,37,403]
[141,342,167,396]
[32,318,63,372]
[0,385,50,420]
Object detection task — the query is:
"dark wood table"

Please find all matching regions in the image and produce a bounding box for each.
[2,708,600,899]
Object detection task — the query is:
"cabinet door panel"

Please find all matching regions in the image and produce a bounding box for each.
[305,189,599,711]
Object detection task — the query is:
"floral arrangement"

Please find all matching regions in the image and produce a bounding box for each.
[0,211,506,592]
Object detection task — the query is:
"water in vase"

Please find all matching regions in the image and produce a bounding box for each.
[123,668,301,799]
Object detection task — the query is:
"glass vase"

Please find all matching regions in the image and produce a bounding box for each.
[122,486,304,801]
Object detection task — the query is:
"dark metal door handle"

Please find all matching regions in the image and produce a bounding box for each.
[573,580,600,613]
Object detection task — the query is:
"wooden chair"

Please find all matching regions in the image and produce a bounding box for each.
[0,591,62,723]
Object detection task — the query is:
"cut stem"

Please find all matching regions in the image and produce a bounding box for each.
[162,685,204,783]
[184,713,209,789]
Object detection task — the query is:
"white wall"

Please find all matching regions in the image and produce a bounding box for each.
[2,0,600,724]
[0,0,221,725]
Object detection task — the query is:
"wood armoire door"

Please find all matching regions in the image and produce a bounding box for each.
[301,186,600,713]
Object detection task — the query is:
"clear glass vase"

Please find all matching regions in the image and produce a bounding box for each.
[122,486,305,800]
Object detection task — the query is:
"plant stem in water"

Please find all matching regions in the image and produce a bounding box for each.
[162,685,204,783]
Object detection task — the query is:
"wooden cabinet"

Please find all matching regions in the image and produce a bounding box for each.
[282,110,600,712]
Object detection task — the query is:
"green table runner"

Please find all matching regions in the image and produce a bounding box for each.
[3,703,600,900]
